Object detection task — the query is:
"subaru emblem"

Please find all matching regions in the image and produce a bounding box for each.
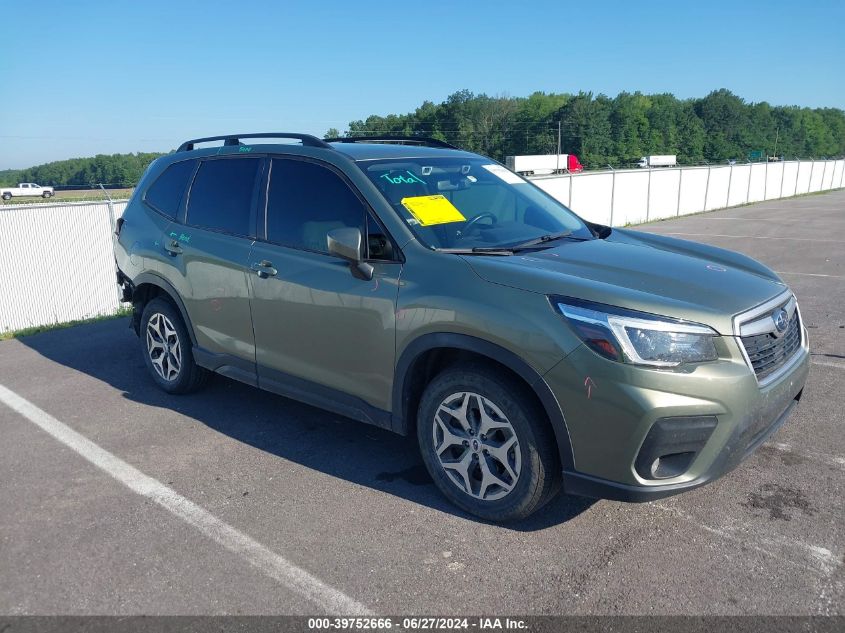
[772,309,789,335]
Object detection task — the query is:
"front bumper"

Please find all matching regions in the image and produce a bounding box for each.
[544,331,810,502]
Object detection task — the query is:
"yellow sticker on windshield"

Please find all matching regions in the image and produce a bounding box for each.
[400,195,466,226]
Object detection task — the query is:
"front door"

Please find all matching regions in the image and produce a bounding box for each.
[247,157,401,420]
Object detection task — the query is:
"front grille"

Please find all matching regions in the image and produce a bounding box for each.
[741,311,802,381]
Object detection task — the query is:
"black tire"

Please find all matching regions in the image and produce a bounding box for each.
[417,363,561,522]
[140,297,208,394]
[1,193,11,200]
[42,191,52,198]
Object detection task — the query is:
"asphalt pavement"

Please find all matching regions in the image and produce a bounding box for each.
[1,190,843,615]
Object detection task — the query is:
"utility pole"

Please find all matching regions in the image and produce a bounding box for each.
[556,121,562,173]
[773,126,779,159]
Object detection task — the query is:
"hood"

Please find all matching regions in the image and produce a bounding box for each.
[462,228,787,335]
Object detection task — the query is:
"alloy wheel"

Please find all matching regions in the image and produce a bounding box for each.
[432,391,521,501]
[146,313,182,382]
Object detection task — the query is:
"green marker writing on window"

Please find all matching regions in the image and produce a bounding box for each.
[380,170,425,185]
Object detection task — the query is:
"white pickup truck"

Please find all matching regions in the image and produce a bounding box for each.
[1,183,55,200]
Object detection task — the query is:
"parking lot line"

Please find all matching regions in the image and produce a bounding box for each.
[812,359,845,369]
[0,383,372,616]
[775,272,845,280]
[694,217,798,222]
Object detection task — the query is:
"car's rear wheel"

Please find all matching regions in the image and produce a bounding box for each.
[417,364,560,521]
[140,298,208,394]
[1,193,11,200]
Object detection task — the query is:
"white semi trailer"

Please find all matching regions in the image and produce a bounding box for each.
[637,155,677,168]
[506,154,584,175]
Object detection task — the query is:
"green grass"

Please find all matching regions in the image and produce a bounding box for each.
[0,307,132,341]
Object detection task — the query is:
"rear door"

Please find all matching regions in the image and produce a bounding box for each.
[247,156,402,418]
[160,156,264,382]
[139,157,197,281]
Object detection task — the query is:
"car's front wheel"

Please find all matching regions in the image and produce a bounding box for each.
[417,364,560,521]
[140,298,208,394]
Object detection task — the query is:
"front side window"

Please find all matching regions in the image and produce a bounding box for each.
[358,157,593,250]
[265,158,367,254]
[144,159,197,219]
[187,158,260,236]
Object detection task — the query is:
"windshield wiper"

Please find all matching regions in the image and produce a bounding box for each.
[435,232,590,256]
[509,231,591,251]
[435,247,513,256]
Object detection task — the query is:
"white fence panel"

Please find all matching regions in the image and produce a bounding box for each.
[815,161,827,191]
[781,162,800,198]
[747,163,767,203]
[796,161,812,194]
[612,170,649,225]
[765,162,785,200]
[0,201,127,333]
[570,172,614,225]
[834,159,845,189]
[647,169,681,220]
[822,160,836,190]
[705,166,731,211]
[727,165,751,207]
[677,167,709,216]
[818,161,830,190]
[809,161,825,192]
[532,175,571,207]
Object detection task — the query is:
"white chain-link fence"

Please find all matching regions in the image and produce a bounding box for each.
[531,159,845,226]
[0,200,127,333]
[0,158,843,334]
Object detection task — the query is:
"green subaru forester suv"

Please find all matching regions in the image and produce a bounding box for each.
[113,133,809,521]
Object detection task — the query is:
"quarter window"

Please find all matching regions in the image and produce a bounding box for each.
[187,158,260,236]
[144,159,197,219]
[266,158,367,254]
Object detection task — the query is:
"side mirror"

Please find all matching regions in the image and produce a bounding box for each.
[327,227,374,280]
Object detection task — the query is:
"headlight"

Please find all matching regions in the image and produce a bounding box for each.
[551,297,718,367]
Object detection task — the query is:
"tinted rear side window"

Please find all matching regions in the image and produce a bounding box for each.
[144,159,197,218]
[266,158,365,253]
[187,158,260,236]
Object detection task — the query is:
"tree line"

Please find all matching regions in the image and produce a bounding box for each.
[0,152,165,188]
[329,89,845,169]
[3,89,843,187]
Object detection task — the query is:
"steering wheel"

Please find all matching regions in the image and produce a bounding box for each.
[458,212,497,239]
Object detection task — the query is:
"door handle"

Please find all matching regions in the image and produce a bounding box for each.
[164,239,183,255]
[250,260,278,278]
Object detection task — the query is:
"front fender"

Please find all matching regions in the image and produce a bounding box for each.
[392,332,576,471]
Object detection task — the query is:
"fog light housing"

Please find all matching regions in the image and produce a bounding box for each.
[635,416,718,480]
[649,452,697,479]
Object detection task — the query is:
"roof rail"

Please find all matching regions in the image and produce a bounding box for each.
[177,133,332,152]
[325,135,458,150]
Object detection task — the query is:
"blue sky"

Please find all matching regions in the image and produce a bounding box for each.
[1,0,843,169]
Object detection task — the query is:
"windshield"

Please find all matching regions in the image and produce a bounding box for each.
[357,157,594,250]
